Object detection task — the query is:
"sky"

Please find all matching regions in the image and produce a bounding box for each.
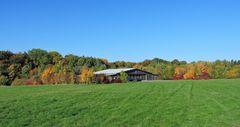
[0,0,240,62]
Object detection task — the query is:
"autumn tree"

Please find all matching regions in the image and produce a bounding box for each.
[184,64,196,80]
[41,66,55,84]
[69,72,76,84]
[2,48,240,86]
[174,66,186,80]
[195,62,211,79]
[80,67,94,84]
[8,64,21,82]
[133,63,144,70]
[226,66,239,79]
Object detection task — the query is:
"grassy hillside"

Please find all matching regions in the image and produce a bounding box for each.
[1,80,240,127]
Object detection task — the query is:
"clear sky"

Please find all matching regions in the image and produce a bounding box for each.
[0,0,239,62]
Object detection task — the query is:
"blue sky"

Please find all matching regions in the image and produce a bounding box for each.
[0,0,239,62]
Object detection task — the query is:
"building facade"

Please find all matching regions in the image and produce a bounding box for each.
[94,68,158,82]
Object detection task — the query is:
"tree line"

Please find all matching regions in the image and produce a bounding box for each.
[0,49,240,86]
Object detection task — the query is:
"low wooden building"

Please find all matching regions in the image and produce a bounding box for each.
[94,68,159,82]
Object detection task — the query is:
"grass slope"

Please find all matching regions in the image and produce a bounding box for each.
[1,79,240,127]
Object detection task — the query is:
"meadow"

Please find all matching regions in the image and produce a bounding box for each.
[1,79,240,127]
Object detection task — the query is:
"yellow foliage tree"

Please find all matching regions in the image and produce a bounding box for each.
[226,68,239,79]
[133,64,143,70]
[80,68,94,84]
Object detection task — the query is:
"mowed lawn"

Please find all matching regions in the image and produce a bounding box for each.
[1,80,240,127]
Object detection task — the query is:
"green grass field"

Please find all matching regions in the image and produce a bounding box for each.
[1,79,240,127]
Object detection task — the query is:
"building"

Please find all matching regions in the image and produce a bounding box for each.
[94,68,159,82]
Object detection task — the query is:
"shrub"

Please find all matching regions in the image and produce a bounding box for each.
[11,78,27,86]
[112,79,122,83]
[198,72,211,80]
[119,71,128,82]
[26,76,42,85]
[0,75,10,86]
[93,74,110,84]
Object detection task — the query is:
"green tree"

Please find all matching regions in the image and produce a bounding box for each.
[159,64,168,80]
[211,62,226,79]
[65,54,79,71]
[119,71,128,82]
[48,51,62,64]
[28,49,51,67]
[21,64,32,78]
[166,65,175,80]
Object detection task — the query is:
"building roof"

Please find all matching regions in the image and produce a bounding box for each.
[94,68,135,76]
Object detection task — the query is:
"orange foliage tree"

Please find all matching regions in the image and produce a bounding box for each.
[184,65,196,80]
[195,62,212,79]
[174,66,186,80]
[41,66,55,84]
